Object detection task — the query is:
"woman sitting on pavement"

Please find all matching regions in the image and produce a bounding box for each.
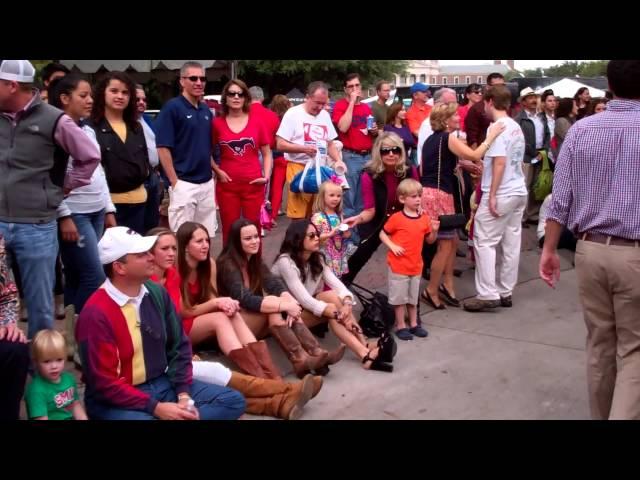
[162,221,281,379]
[419,103,505,309]
[217,219,343,378]
[272,220,396,373]
[340,132,418,285]
[148,227,323,420]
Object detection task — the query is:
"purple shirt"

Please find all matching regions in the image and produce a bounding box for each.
[547,99,640,239]
[2,92,100,191]
[383,124,416,152]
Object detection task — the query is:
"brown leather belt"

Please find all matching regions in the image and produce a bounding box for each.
[580,232,639,247]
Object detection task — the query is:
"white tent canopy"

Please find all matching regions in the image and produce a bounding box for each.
[534,78,606,99]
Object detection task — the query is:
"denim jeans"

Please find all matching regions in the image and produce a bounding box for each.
[114,202,146,234]
[342,151,370,219]
[59,210,106,313]
[0,220,58,338]
[85,374,246,420]
[144,171,161,234]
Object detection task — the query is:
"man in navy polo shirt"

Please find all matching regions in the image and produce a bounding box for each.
[155,61,217,236]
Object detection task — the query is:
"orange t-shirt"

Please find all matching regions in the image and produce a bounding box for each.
[383,211,432,276]
[406,103,432,137]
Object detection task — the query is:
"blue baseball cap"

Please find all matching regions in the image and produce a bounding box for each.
[410,82,430,94]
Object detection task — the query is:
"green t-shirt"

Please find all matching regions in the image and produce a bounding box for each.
[25,372,79,420]
[370,101,389,129]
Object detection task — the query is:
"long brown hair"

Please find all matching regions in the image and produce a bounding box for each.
[176,222,216,309]
[90,71,140,132]
[216,219,266,296]
[221,79,251,115]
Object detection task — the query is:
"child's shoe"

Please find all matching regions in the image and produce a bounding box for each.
[395,328,413,341]
[410,325,429,338]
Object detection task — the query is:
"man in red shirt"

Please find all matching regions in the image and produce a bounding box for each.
[331,73,378,220]
[249,86,280,148]
[405,82,432,138]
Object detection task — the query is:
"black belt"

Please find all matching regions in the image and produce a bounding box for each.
[344,148,371,156]
[580,232,639,247]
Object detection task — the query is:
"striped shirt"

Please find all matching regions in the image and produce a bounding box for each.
[546,99,640,240]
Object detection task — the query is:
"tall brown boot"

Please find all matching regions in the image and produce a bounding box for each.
[227,371,288,397]
[269,325,329,378]
[292,321,346,366]
[247,340,282,380]
[228,346,266,378]
[244,374,315,420]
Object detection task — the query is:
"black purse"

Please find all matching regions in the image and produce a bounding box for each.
[436,136,467,230]
[350,283,395,338]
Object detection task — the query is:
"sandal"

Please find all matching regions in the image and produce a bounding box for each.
[362,349,393,373]
[439,284,461,308]
[421,290,446,310]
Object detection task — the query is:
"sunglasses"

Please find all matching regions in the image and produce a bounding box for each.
[183,76,206,83]
[305,232,319,239]
[471,90,483,94]
[380,146,402,155]
[226,91,245,98]
[136,97,147,102]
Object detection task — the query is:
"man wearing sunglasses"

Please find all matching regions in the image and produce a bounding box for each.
[155,61,217,237]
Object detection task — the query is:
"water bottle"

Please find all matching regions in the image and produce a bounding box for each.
[366,115,374,130]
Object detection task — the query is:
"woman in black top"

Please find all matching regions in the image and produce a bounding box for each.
[573,87,591,121]
[420,103,504,309]
[89,72,150,233]
[217,219,342,378]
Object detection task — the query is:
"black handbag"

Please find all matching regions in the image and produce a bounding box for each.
[350,283,395,338]
[436,136,467,230]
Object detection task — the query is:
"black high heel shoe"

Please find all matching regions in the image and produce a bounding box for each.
[362,350,393,372]
[377,331,397,363]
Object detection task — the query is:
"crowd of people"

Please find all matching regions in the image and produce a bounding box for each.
[0,58,638,421]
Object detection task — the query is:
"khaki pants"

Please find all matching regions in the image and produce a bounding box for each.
[168,178,217,236]
[473,194,527,300]
[522,162,542,222]
[575,239,640,420]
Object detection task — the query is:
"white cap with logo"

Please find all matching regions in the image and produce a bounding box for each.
[98,227,158,264]
[0,60,36,83]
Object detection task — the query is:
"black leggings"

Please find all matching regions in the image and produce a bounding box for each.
[0,339,30,420]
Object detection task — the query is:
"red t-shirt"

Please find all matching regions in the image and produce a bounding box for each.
[383,211,432,276]
[151,266,198,335]
[212,113,269,182]
[249,102,280,149]
[331,99,373,151]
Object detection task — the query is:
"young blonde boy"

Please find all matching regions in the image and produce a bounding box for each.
[379,179,439,341]
[25,329,87,420]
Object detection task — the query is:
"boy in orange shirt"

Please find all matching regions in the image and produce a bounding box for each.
[380,179,439,341]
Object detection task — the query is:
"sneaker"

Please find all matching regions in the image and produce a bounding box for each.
[463,298,501,312]
[395,328,414,341]
[409,325,429,338]
[500,295,513,308]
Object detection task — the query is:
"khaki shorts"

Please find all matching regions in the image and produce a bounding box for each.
[285,162,314,219]
[388,271,421,306]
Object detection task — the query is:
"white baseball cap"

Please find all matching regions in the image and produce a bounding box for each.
[98,227,158,264]
[518,87,540,102]
[0,60,36,83]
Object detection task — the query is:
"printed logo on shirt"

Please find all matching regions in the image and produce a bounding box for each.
[186,114,193,119]
[303,123,329,142]
[54,387,75,409]
[220,137,256,156]
[352,114,368,129]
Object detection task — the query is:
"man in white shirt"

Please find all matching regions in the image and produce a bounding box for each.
[464,85,528,312]
[276,81,341,219]
[136,85,161,232]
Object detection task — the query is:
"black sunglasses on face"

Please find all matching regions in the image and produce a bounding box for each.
[183,76,206,83]
[380,146,402,155]
[227,91,245,98]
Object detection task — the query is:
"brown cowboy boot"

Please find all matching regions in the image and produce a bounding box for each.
[247,340,282,380]
[244,374,315,420]
[292,321,346,366]
[228,346,266,378]
[228,371,323,400]
[269,325,329,378]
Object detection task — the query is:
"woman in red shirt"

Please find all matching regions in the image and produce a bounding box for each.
[457,83,483,132]
[147,222,281,380]
[212,80,273,244]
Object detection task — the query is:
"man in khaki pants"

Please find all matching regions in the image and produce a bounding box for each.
[540,60,640,420]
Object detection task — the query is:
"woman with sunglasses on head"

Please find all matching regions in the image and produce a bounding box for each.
[272,220,395,372]
[383,103,416,164]
[147,227,323,420]
[211,79,272,245]
[88,72,149,234]
[217,219,343,377]
[340,132,418,285]
[457,83,483,132]
[419,103,504,309]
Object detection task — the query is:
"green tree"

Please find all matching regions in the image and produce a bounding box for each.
[521,60,608,78]
[237,60,409,98]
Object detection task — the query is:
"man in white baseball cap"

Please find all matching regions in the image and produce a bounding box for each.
[0,60,100,338]
[77,225,246,420]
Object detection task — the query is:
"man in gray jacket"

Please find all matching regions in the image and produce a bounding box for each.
[0,60,100,337]
[513,87,550,225]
